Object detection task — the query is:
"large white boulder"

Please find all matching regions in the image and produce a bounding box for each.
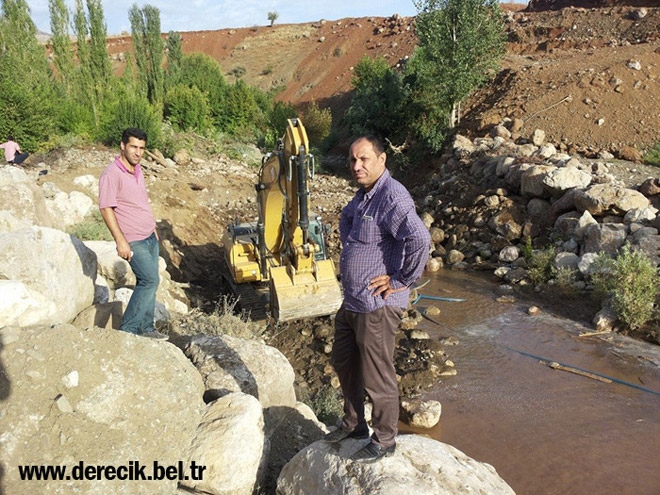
[0,227,96,326]
[0,324,206,495]
[84,240,136,288]
[277,435,515,495]
[181,392,266,495]
[184,334,297,410]
[575,184,650,216]
[0,166,58,230]
[45,189,96,227]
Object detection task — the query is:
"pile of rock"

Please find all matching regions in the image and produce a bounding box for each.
[417,124,660,327]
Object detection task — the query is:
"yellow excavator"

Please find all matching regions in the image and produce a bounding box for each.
[222,118,343,321]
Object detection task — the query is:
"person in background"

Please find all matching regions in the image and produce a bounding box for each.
[0,136,29,165]
[98,127,167,340]
[325,135,431,462]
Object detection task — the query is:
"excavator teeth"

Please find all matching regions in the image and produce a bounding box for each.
[269,261,343,322]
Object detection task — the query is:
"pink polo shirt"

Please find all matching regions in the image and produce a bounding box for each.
[0,141,20,162]
[98,157,156,242]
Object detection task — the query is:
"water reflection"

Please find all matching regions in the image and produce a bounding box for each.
[405,269,660,495]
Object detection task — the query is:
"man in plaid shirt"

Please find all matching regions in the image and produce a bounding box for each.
[325,135,431,462]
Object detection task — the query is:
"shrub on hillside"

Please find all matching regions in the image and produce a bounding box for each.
[67,211,112,241]
[303,385,343,426]
[300,101,332,146]
[643,142,660,167]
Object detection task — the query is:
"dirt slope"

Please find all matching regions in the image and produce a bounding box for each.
[106,15,416,122]
[465,5,660,154]
[105,5,660,154]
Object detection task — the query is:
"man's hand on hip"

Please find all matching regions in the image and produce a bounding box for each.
[369,275,405,300]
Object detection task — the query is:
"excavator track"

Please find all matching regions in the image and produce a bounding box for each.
[219,255,269,321]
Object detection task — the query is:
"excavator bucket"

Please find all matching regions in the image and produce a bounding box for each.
[269,259,343,322]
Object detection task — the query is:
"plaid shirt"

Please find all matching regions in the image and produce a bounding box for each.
[339,169,430,313]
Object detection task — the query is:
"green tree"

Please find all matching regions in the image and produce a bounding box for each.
[72,0,111,127]
[408,0,505,150]
[129,4,164,106]
[163,84,212,132]
[73,0,92,97]
[345,55,408,143]
[267,11,278,27]
[300,101,332,145]
[49,0,76,95]
[98,90,162,148]
[175,53,228,127]
[164,30,183,91]
[219,80,259,133]
[268,100,297,135]
[0,0,56,149]
[87,0,111,97]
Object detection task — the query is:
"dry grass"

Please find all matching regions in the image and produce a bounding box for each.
[168,295,269,340]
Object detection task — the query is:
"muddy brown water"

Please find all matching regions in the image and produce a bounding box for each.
[400,269,660,495]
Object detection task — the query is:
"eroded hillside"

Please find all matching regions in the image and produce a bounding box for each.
[104,5,660,153]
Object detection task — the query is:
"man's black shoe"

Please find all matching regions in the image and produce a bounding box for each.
[350,441,396,463]
[323,426,370,443]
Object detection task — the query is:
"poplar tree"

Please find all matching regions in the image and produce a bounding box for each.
[164,30,183,91]
[73,0,93,106]
[71,0,110,126]
[49,0,75,94]
[86,0,111,94]
[129,4,164,106]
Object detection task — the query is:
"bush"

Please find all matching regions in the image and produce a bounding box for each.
[345,56,408,143]
[643,142,660,167]
[300,101,332,146]
[526,245,556,285]
[171,53,229,128]
[267,101,297,138]
[217,80,260,134]
[57,100,96,137]
[307,385,343,426]
[0,71,57,152]
[521,236,534,259]
[97,93,162,148]
[590,246,660,330]
[553,266,579,297]
[168,295,267,339]
[163,84,212,132]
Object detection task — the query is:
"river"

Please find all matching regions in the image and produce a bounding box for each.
[400,269,660,495]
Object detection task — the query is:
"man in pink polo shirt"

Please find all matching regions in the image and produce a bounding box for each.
[0,136,29,165]
[98,128,167,340]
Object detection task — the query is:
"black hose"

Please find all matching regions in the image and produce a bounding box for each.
[506,346,660,398]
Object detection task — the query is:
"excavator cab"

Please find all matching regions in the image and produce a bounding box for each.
[222,118,343,321]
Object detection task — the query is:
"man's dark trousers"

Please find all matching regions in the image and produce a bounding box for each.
[332,304,402,448]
